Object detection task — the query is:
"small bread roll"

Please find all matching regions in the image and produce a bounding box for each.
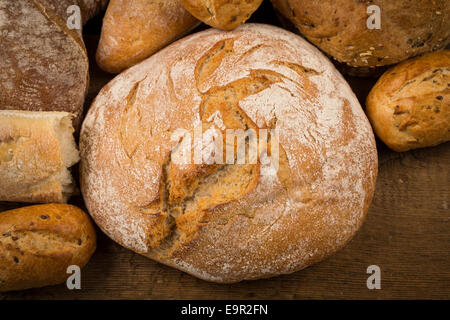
[181,0,263,30]
[96,0,200,73]
[0,111,80,203]
[366,50,450,152]
[81,24,378,283]
[0,204,96,292]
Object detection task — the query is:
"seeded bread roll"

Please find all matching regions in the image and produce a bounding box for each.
[0,111,79,203]
[366,50,450,152]
[271,0,450,69]
[181,0,263,30]
[96,0,200,74]
[81,24,378,283]
[0,0,108,128]
[0,204,96,292]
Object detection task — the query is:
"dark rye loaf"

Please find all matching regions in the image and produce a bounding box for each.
[0,0,108,128]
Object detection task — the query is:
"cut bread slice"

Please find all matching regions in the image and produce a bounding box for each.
[0,110,80,203]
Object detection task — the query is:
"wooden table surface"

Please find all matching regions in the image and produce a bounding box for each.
[1,4,449,300]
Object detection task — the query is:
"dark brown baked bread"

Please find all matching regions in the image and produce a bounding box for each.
[366,50,450,152]
[271,0,450,68]
[0,204,96,292]
[80,24,378,283]
[0,0,108,128]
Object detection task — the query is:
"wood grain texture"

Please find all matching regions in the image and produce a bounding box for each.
[1,141,448,300]
[0,4,449,299]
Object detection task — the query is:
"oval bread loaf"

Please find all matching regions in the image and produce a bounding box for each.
[366,50,450,152]
[80,24,378,283]
[181,0,263,30]
[271,0,450,68]
[0,204,96,292]
[96,0,200,74]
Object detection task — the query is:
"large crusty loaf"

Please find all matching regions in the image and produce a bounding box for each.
[0,0,108,128]
[366,50,450,152]
[181,0,263,30]
[0,204,96,292]
[271,0,450,69]
[96,0,200,74]
[0,110,80,203]
[80,24,378,283]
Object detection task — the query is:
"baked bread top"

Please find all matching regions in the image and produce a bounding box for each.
[181,0,263,30]
[271,0,450,68]
[80,24,378,283]
[0,204,97,292]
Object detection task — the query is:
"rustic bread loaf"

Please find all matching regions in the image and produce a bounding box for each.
[96,0,200,73]
[181,0,263,30]
[0,204,96,292]
[0,0,107,128]
[38,0,108,26]
[366,50,450,152]
[270,0,450,69]
[0,111,79,203]
[80,24,378,283]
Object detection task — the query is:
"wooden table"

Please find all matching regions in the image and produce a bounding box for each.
[1,4,449,300]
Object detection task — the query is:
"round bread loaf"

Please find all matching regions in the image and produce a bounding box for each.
[181,0,263,30]
[366,50,450,152]
[80,24,378,283]
[271,0,450,68]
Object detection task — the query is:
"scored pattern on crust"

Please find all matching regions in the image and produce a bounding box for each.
[80,24,378,282]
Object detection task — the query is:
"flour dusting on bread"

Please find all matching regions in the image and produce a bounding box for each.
[80,24,378,283]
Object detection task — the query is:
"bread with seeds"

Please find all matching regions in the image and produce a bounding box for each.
[0,204,96,292]
[271,0,450,69]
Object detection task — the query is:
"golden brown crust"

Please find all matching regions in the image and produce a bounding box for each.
[0,111,80,203]
[181,0,263,30]
[366,50,450,152]
[271,0,450,68]
[81,24,378,283]
[0,204,97,292]
[96,0,200,74]
[0,0,107,128]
